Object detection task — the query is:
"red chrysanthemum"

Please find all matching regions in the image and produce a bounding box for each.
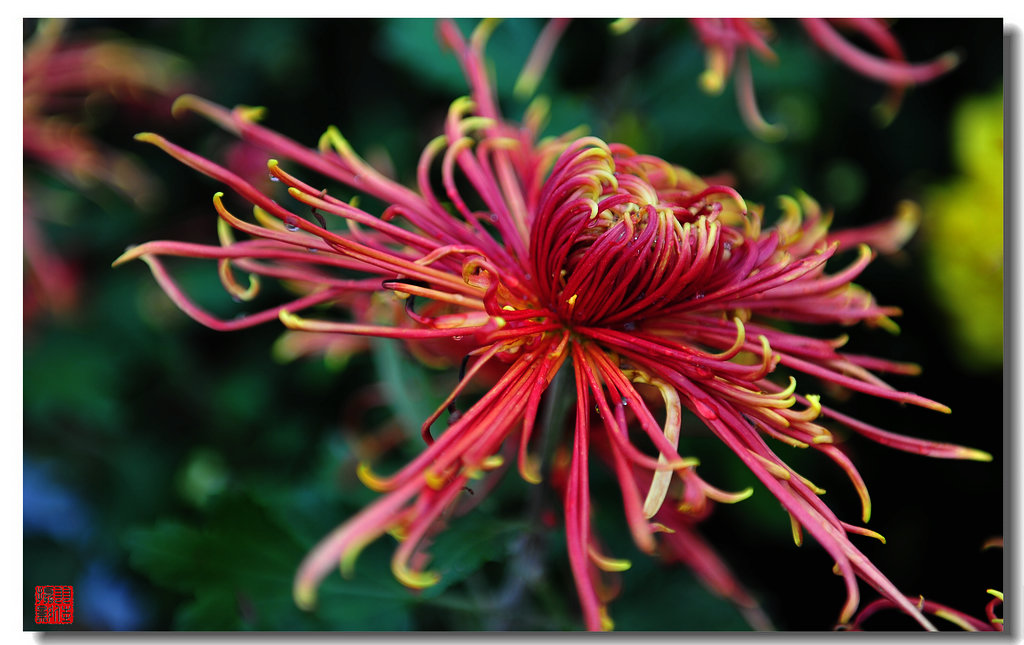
[115,19,989,631]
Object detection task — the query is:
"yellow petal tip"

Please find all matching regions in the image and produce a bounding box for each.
[962,448,993,462]
[293,583,316,611]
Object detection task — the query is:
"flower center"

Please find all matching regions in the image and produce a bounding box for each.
[527,138,741,329]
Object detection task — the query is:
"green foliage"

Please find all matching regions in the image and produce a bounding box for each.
[613,558,752,631]
[125,494,414,629]
[125,491,550,629]
[370,337,449,445]
[379,19,543,100]
[416,512,531,600]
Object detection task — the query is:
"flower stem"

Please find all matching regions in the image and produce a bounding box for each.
[484,359,575,629]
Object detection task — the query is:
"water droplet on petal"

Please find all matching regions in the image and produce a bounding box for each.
[694,292,705,299]
[269,174,280,182]
[623,321,637,331]
[452,335,463,341]
[621,397,629,407]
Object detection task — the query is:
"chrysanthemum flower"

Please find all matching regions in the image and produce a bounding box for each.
[688,18,960,139]
[115,19,990,631]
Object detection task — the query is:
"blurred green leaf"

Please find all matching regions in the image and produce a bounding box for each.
[125,493,416,630]
[175,590,242,631]
[378,19,542,100]
[377,19,464,94]
[24,333,124,432]
[370,337,449,443]
[612,557,753,631]
[418,512,530,600]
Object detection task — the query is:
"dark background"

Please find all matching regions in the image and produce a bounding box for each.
[23,18,1004,631]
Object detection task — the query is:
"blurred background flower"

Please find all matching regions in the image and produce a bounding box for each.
[921,86,1003,373]
[23,18,189,323]
[684,18,957,141]
[23,18,1003,631]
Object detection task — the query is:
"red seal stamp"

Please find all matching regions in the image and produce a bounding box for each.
[34,586,73,625]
